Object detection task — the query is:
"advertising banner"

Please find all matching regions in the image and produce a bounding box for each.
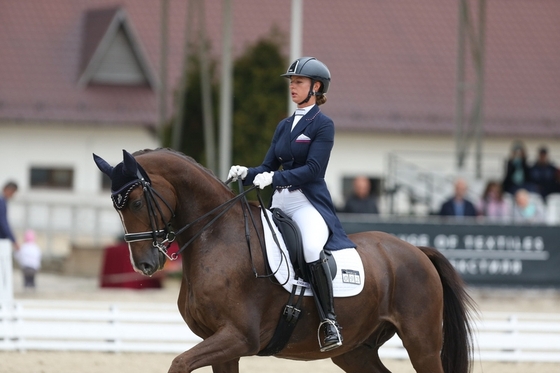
[340,218,560,287]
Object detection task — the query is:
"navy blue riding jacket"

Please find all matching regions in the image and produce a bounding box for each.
[244,105,356,251]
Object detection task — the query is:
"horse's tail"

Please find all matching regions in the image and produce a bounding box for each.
[418,246,476,373]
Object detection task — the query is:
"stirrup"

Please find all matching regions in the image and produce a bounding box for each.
[317,319,342,352]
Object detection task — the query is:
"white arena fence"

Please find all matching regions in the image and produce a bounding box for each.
[1,299,560,362]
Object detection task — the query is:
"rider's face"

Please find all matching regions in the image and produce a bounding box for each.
[289,76,319,107]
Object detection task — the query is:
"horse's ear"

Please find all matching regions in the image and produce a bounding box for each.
[93,153,114,177]
[122,149,138,177]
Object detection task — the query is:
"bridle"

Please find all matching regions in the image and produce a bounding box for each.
[121,175,259,262]
[121,173,177,260]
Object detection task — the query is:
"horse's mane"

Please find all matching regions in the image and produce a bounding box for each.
[133,148,228,188]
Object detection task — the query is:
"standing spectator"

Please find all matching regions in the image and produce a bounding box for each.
[343,176,379,214]
[477,180,510,220]
[0,181,19,250]
[15,229,42,289]
[512,189,545,223]
[439,178,477,218]
[502,141,533,195]
[529,146,559,202]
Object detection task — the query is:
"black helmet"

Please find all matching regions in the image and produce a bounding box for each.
[281,57,331,94]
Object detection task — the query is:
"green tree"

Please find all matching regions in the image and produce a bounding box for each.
[232,30,288,167]
[162,52,218,166]
[164,29,287,198]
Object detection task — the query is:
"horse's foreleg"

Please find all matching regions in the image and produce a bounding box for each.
[211,359,240,373]
[167,330,258,373]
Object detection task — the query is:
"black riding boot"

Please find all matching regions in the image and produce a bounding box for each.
[309,258,343,352]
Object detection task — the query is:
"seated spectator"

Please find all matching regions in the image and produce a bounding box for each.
[529,146,559,202]
[343,176,379,214]
[502,141,534,195]
[477,180,510,219]
[512,189,545,223]
[439,178,477,218]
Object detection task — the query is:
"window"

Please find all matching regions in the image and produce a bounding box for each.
[30,167,74,189]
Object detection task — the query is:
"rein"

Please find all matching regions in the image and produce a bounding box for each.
[172,179,258,259]
[123,174,287,281]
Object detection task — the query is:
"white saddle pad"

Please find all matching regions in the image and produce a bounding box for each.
[261,209,365,297]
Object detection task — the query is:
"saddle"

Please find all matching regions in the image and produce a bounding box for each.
[270,208,336,283]
[258,207,364,356]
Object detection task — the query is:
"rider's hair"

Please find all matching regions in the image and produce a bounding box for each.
[316,94,327,106]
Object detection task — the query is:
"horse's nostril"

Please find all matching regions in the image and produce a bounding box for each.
[138,262,155,276]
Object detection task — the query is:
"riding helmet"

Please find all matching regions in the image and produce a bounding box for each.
[281,57,331,94]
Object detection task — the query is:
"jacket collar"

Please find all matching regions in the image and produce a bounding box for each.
[289,105,320,140]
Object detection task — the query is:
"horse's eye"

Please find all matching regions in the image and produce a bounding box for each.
[131,200,143,210]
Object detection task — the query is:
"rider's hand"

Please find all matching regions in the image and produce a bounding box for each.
[253,172,274,189]
[227,165,248,182]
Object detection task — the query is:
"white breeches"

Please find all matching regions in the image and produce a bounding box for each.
[271,189,329,263]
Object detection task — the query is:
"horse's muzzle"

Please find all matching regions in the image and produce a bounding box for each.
[135,251,166,276]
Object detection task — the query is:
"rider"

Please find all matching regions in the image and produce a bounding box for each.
[228,57,356,352]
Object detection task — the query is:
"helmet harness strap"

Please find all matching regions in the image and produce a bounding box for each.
[298,79,319,106]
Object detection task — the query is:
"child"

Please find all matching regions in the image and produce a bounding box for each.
[15,229,42,289]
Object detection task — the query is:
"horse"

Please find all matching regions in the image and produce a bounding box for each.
[93,148,475,373]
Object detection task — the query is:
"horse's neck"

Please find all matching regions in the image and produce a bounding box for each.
[175,179,264,277]
[173,174,247,240]
[178,194,264,285]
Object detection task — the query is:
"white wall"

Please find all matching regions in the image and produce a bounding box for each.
[0,122,159,195]
[0,121,160,254]
[2,120,560,252]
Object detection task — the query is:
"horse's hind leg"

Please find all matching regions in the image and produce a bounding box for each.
[397,313,445,373]
[331,345,391,373]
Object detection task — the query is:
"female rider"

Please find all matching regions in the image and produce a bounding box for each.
[228,57,355,352]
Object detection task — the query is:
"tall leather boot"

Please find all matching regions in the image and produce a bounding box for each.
[309,258,343,352]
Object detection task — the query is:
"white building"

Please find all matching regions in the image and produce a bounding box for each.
[1,1,559,256]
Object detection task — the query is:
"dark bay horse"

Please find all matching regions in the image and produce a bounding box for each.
[94,148,475,373]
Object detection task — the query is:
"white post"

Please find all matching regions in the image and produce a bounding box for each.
[288,0,303,115]
[218,0,233,180]
[0,239,14,304]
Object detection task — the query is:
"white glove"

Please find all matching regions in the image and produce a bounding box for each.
[227,165,248,182]
[253,172,274,189]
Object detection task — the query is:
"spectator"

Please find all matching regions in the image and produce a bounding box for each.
[15,229,42,289]
[477,180,510,220]
[502,141,533,195]
[512,189,545,223]
[0,181,19,250]
[439,178,477,218]
[529,146,559,202]
[343,176,379,214]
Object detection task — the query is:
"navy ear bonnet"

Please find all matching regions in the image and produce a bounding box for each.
[93,150,151,209]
